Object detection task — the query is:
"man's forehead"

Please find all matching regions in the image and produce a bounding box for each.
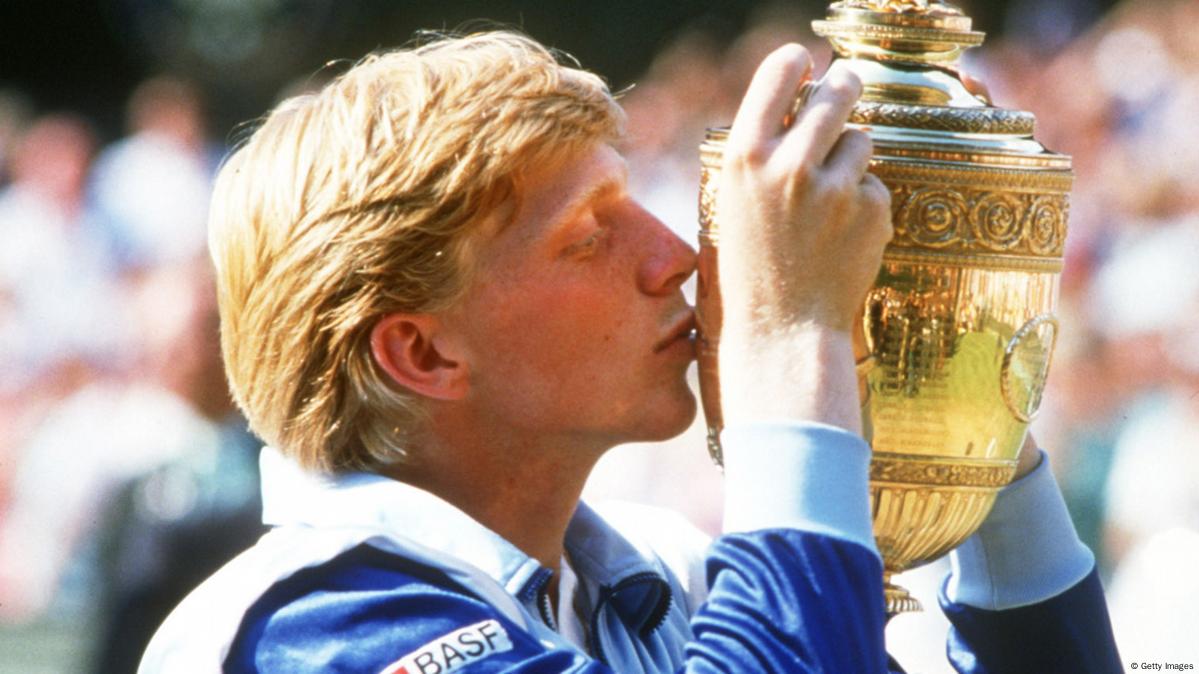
[517,144,628,232]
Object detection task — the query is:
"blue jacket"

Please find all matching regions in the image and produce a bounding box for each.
[140,423,1121,673]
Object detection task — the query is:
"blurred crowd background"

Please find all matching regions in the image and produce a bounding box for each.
[2,0,1196,671]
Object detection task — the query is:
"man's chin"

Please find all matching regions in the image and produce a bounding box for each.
[637,391,699,443]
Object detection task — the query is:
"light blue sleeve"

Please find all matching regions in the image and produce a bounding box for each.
[720,421,880,559]
[946,450,1095,610]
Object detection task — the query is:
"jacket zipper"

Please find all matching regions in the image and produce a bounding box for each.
[587,571,673,665]
[538,586,557,631]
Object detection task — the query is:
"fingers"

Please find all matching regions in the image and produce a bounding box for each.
[779,64,863,167]
[823,128,873,185]
[859,173,895,243]
[728,43,813,152]
[859,172,889,203]
[961,73,992,104]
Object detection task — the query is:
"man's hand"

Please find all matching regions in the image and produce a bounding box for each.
[716,44,892,432]
[1014,431,1042,480]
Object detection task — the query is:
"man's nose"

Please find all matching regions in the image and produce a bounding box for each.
[637,209,697,297]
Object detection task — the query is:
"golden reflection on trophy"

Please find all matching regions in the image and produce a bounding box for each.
[697,0,1072,614]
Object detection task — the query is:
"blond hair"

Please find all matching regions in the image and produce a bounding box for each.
[210,32,624,472]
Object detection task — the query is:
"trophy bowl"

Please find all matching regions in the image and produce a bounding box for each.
[696,0,1072,615]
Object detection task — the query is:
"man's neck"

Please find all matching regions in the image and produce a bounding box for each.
[386,422,608,575]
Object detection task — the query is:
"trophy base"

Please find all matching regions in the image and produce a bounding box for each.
[884,576,923,616]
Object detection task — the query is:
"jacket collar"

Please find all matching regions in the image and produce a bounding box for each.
[258,446,668,610]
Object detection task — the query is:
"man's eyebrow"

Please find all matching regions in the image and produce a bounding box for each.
[546,163,628,230]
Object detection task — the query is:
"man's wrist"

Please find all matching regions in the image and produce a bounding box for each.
[719,323,860,433]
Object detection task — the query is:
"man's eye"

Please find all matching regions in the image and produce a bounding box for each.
[568,228,608,256]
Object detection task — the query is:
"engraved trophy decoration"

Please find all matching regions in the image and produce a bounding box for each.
[696,0,1071,614]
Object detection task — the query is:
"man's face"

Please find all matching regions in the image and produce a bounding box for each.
[442,143,698,450]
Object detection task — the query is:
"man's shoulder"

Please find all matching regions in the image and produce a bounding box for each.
[139,526,533,673]
[224,543,534,673]
[138,527,360,672]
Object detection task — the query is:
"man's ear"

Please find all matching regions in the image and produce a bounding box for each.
[370,313,468,401]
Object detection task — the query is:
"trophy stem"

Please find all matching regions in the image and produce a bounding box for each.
[883,573,923,616]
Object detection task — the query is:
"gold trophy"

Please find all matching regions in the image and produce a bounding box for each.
[697,0,1071,614]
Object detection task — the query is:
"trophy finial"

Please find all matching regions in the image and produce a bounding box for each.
[839,0,959,13]
[815,0,982,67]
[837,0,963,15]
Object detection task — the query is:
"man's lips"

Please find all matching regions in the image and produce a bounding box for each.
[654,311,697,353]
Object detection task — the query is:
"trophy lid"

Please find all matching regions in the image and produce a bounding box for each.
[812,0,983,67]
[808,0,1069,168]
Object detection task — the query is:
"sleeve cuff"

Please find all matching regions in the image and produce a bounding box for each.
[720,421,879,559]
[946,450,1095,610]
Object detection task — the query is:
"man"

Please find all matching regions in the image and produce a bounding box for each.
[141,32,1120,673]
